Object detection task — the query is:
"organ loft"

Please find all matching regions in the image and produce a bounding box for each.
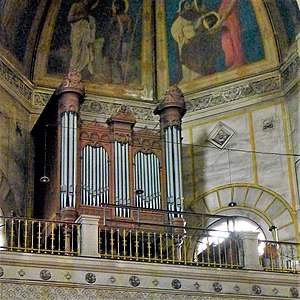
[32,71,187,253]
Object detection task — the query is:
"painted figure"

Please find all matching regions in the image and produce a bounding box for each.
[216,0,245,68]
[68,0,99,75]
[170,0,247,84]
[171,0,220,83]
[171,0,199,82]
[102,0,131,84]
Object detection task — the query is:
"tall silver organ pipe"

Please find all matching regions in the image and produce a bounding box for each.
[114,141,130,217]
[60,112,77,209]
[134,152,161,209]
[165,126,183,215]
[81,145,109,206]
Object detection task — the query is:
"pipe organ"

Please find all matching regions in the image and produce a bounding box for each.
[81,145,109,206]
[33,71,186,228]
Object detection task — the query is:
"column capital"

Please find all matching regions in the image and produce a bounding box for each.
[56,70,85,98]
[154,86,186,130]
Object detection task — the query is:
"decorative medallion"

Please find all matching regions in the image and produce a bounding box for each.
[252,285,262,295]
[65,272,72,280]
[85,273,96,284]
[152,279,159,286]
[262,117,275,130]
[272,288,279,295]
[18,269,26,277]
[290,287,299,298]
[212,282,222,292]
[110,276,116,284]
[40,269,51,281]
[172,279,182,290]
[194,282,200,290]
[129,275,140,287]
[234,285,240,293]
[0,266,3,277]
[207,122,235,149]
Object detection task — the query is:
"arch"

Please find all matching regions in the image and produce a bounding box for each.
[185,183,297,242]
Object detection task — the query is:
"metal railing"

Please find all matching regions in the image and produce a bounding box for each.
[259,240,300,273]
[98,223,243,269]
[0,216,80,255]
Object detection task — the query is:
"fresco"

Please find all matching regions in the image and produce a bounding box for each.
[0,0,39,62]
[165,0,265,85]
[275,0,300,45]
[48,0,143,86]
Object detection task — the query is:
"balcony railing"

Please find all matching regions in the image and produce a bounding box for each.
[0,216,80,255]
[259,240,300,273]
[98,224,242,268]
[1,212,299,274]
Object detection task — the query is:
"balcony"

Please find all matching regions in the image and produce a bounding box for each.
[1,207,300,272]
[0,208,299,299]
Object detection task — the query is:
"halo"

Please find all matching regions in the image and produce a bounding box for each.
[112,0,129,14]
[202,11,220,30]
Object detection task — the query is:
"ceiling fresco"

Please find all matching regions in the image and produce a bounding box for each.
[0,0,299,100]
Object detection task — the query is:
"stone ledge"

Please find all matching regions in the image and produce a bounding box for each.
[0,252,298,299]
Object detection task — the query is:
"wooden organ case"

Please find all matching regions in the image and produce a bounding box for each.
[32,71,186,231]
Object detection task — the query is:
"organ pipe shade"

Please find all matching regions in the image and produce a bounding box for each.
[81,145,109,206]
[134,152,161,209]
[60,112,77,208]
[114,141,130,217]
[165,126,184,215]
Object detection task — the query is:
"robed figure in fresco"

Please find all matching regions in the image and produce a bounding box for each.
[171,0,245,84]
[102,0,131,84]
[68,0,99,75]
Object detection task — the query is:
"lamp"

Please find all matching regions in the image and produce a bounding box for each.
[227,149,237,207]
[40,125,50,183]
[228,201,237,207]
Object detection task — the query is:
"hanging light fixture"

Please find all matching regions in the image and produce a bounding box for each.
[40,125,50,183]
[227,149,237,207]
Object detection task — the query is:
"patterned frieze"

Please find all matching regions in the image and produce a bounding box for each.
[0,252,299,300]
[0,50,299,120]
[185,75,281,113]
[0,59,32,102]
[281,56,300,87]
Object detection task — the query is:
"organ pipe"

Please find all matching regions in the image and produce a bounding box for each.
[134,152,161,210]
[81,145,109,206]
[60,112,77,209]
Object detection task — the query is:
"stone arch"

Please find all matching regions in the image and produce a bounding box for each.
[0,169,16,216]
[186,183,297,242]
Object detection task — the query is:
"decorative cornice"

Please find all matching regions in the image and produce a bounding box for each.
[185,76,281,113]
[281,56,300,87]
[0,59,32,102]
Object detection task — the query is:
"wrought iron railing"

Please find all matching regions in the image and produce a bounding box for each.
[0,216,80,255]
[98,222,243,269]
[259,240,300,273]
